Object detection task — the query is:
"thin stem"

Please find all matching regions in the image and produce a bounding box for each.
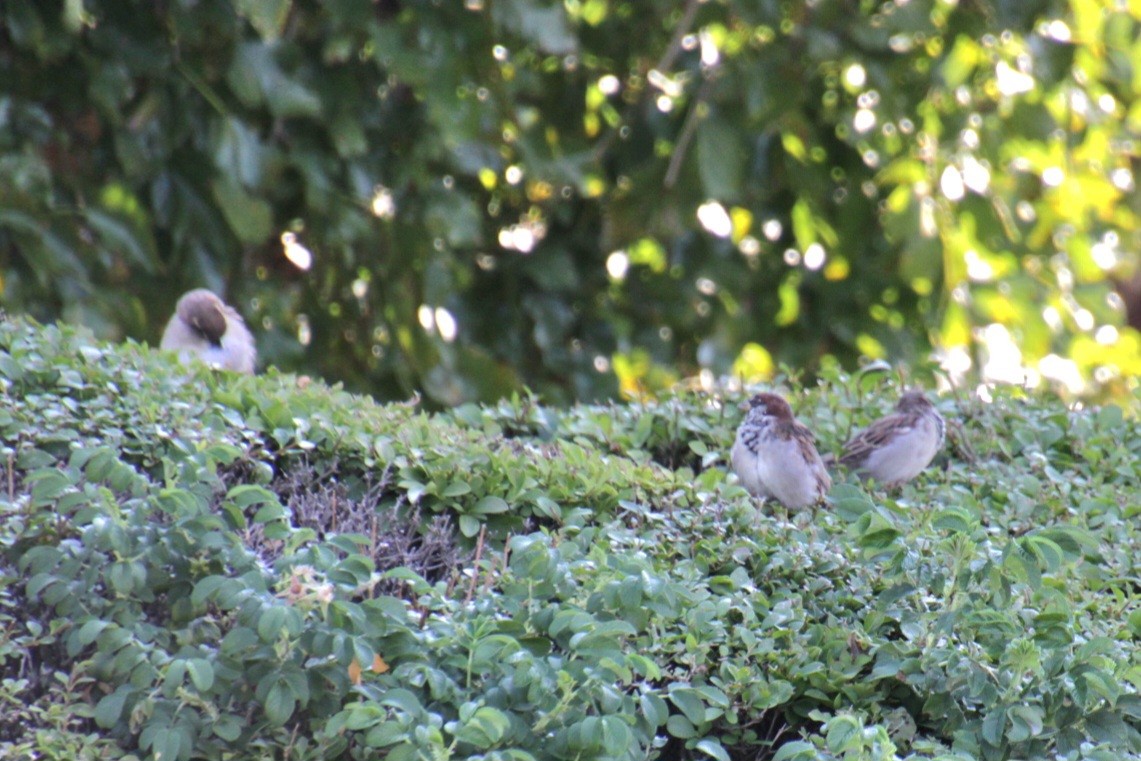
[663,76,714,189]
[591,0,703,164]
[465,523,487,605]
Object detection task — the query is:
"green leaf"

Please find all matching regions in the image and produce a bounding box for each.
[442,481,472,497]
[459,514,481,537]
[693,684,730,707]
[665,714,696,739]
[187,658,215,692]
[379,689,424,716]
[343,704,385,731]
[771,740,815,760]
[830,486,871,520]
[639,693,668,727]
[495,0,576,55]
[253,500,287,524]
[257,606,289,643]
[76,618,110,646]
[667,686,707,725]
[212,715,244,742]
[94,686,132,729]
[454,706,510,748]
[264,680,296,726]
[693,737,731,761]
[107,562,137,595]
[855,511,900,550]
[628,653,661,679]
[211,177,273,244]
[1007,704,1043,742]
[228,43,321,118]
[932,507,975,533]
[153,728,182,761]
[84,208,158,271]
[472,495,510,514]
[213,116,265,187]
[826,714,861,752]
[28,470,72,506]
[365,721,409,748]
[236,0,290,40]
[697,119,744,200]
[981,706,1005,746]
[1086,709,1130,745]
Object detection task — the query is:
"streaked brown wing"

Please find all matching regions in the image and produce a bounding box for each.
[839,412,915,467]
[777,420,821,465]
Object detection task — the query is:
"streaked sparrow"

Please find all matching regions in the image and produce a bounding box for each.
[731,392,832,509]
[160,289,256,374]
[837,390,944,485]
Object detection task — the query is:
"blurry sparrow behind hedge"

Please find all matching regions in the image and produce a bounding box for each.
[731,392,831,509]
[837,390,944,485]
[160,289,256,374]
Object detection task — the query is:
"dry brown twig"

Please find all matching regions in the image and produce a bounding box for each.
[465,524,488,606]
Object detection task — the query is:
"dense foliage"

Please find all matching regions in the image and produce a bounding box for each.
[2,316,1140,760]
[2,0,1139,404]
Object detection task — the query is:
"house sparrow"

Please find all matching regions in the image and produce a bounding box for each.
[836,390,944,485]
[160,289,256,374]
[731,392,831,509]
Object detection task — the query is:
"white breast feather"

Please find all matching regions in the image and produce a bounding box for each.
[750,434,825,509]
[859,415,941,484]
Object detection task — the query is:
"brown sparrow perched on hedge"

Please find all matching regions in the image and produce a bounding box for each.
[837,390,944,485]
[160,289,256,374]
[731,392,831,509]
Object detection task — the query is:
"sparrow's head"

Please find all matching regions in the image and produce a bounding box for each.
[176,289,228,346]
[742,392,794,420]
[896,390,934,414]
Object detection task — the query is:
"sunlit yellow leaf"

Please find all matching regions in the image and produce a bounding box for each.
[1078,177,1121,223]
[824,257,850,281]
[581,0,607,25]
[585,84,605,111]
[1071,0,1105,50]
[885,186,913,214]
[855,334,886,359]
[877,157,926,185]
[628,238,667,273]
[781,132,807,162]
[612,349,678,398]
[975,291,1017,323]
[732,342,774,381]
[790,200,815,249]
[730,207,753,243]
[1066,237,1103,283]
[941,37,983,89]
[582,176,605,198]
[775,274,801,326]
[1070,330,1141,375]
[942,303,970,346]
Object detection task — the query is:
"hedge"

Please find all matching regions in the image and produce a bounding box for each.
[0,315,1139,760]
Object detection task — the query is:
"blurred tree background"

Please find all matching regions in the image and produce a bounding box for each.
[1,0,1138,405]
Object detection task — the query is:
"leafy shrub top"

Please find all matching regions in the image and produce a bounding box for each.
[1,316,1140,761]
